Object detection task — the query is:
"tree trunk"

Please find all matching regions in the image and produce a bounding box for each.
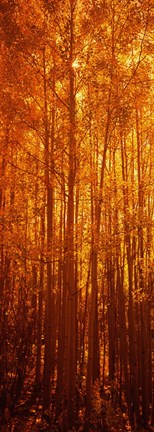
[121,132,140,423]
[65,2,76,426]
[36,207,45,385]
[43,46,54,410]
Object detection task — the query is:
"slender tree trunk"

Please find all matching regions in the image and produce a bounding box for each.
[65,2,76,426]
[117,260,131,414]
[136,108,149,425]
[86,81,112,413]
[56,153,66,419]
[121,132,140,423]
[43,47,53,410]
[80,265,90,375]
[36,207,45,384]
[107,255,116,384]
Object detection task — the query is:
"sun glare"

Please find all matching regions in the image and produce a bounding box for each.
[72,58,79,69]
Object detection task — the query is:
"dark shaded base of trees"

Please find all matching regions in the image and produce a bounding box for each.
[1,381,154,432]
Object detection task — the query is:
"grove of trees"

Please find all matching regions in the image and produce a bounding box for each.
[0,0,154,430]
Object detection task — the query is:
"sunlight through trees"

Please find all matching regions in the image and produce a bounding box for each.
[0,0,154,430]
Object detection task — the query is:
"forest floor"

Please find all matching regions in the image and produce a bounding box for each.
[0,380,153,432]
[1,392,153,432]
[2,408,153,432]
[0,414,153,431]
